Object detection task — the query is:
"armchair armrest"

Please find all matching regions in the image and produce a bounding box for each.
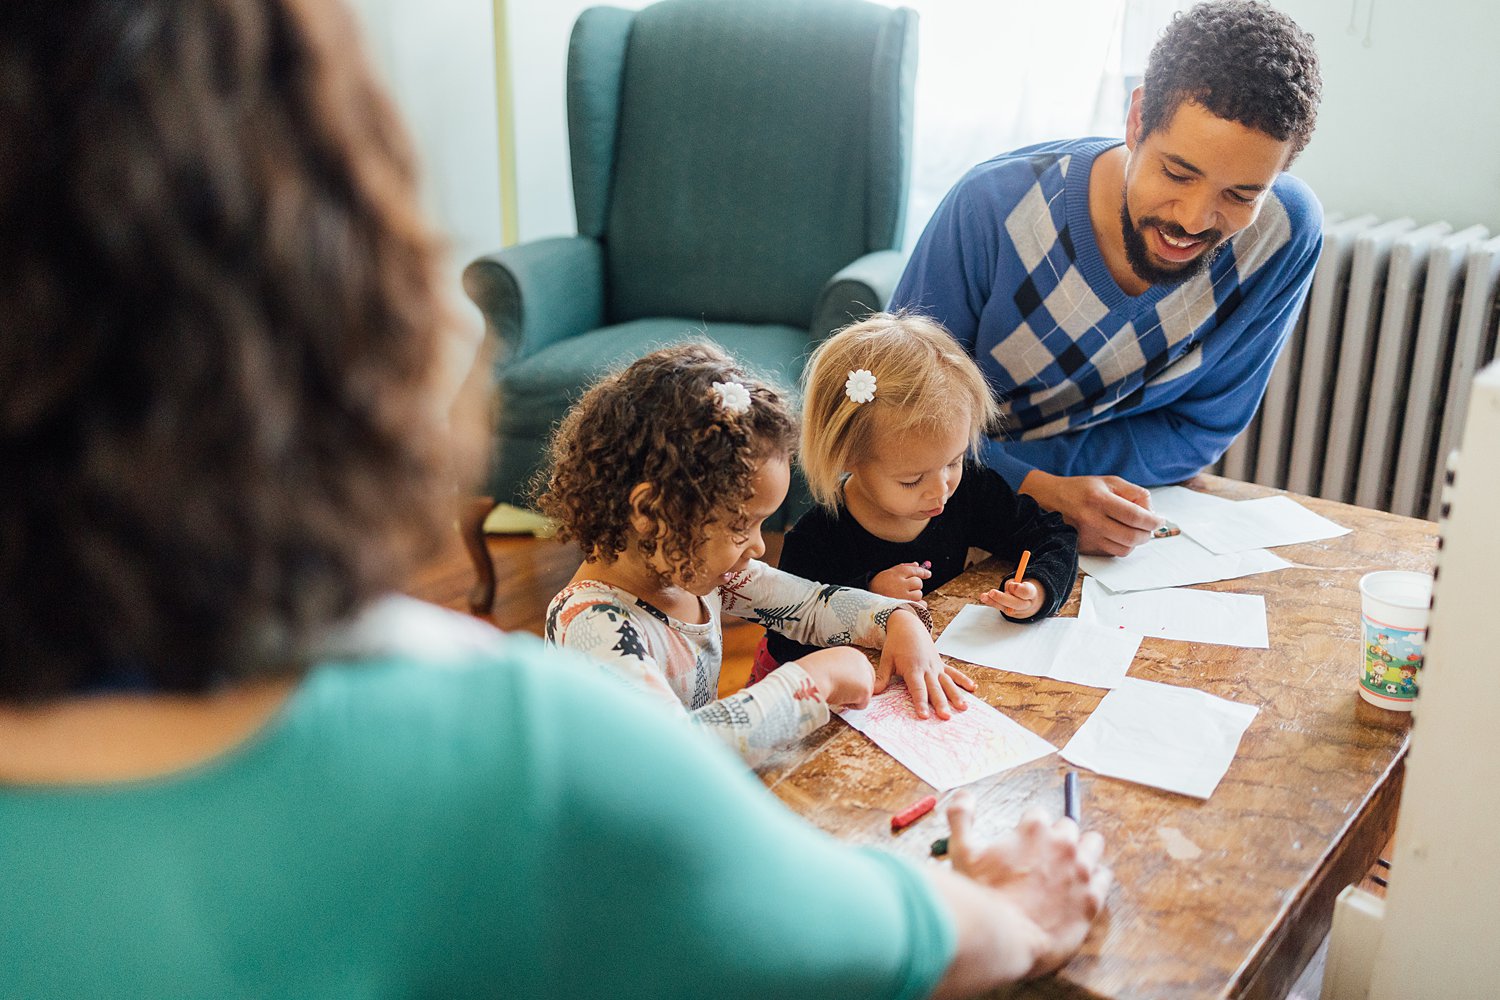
[462,236,605,362]
[808,249,908,343]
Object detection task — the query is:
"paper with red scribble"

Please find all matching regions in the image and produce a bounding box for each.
[836,689,1056,790]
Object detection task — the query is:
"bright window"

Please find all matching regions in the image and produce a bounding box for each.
[878,0,1188,246]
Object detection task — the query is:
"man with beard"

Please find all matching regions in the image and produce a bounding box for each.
[891,0,1323,556]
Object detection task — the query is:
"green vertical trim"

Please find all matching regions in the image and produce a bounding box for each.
[493,0,519,246]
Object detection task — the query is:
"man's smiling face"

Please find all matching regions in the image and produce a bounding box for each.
[1119,98,1292,287]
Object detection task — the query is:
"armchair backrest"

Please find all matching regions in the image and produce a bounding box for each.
[568,0,916,329]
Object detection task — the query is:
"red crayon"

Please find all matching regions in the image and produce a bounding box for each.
[891,794,937,831]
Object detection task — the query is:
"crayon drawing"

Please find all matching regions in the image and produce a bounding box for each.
[838,689,1055,790]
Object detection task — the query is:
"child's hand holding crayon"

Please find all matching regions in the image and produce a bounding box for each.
[979,549,1045,619]
[979,579,1046,619]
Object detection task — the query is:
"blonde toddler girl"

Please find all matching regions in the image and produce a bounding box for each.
[760,313,1079,676]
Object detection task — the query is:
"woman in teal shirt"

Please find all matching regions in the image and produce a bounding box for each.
[0,1,1110,997]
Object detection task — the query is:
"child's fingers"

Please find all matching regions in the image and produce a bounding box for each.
[872,657,895,695]
[945,663,978,692]
[906,675,929,719]
[905,669,939,720]
[939,672,969,710]
[1005,579,1040,602]
[922,671,954,720]
[836,691,871,712]
[981,588,1026,613]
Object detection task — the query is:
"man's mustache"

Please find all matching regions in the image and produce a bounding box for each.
[1137,216,1223,245]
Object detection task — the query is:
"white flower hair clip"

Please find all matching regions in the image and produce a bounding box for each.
[844,369,877,404]
[711,380,752,415]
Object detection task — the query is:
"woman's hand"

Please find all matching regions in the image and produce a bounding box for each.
[944,791,1112,979]
[875,607,976,720]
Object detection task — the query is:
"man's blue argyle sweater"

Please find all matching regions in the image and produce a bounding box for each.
[892,138,1322,489]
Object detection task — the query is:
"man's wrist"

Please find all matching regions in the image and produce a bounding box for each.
[1018,468,1056,500]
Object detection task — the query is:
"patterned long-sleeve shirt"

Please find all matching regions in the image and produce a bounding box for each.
[544,560,928,764]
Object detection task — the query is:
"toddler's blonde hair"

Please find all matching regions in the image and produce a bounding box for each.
[800,311,1001,508]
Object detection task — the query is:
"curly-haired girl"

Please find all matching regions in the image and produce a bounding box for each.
[759,313,1079,677]
[540,342,976,763]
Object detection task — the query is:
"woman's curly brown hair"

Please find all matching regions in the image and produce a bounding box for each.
[1142,0,1321,161]
[0,0,465,700]
[537,343,796,588]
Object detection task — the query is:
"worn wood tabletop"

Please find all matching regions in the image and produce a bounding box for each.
[756,475,1436,1000]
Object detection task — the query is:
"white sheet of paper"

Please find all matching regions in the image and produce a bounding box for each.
[1148,485,1237,523]
[934,605,1141,689]
[1079,534,1290,593]
[837,689,1056,791]
[1169,494,1350,554]
[1078,577,1270,648]
[1060,677,1258,799]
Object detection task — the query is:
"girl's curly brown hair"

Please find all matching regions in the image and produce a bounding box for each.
[0,0,466,701]
[537,343,796,588]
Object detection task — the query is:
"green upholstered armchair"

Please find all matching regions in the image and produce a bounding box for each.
[463,0,917,522]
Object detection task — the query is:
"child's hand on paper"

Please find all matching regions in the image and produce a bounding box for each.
[876,607,975,720]
[869,561,931,603]
[944,791,1112,978]
[793,646,874,711]
[979,580,1045,619]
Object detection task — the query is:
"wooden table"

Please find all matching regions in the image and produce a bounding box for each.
[757,475,1435,1000]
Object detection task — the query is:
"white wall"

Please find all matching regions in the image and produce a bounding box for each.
[506,1,1500,243]
[345,0,503,387]
[348,0,502,266]
[508,0,650,242]
[1272,0,1500,231]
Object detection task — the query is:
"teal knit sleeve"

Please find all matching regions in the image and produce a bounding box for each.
[496,636,957,1000]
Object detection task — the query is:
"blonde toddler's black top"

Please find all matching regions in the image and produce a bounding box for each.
[769,463,1078,665]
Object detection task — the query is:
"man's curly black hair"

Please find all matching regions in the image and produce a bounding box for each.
[1141,0,1321,161]
[537,342,797,588]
